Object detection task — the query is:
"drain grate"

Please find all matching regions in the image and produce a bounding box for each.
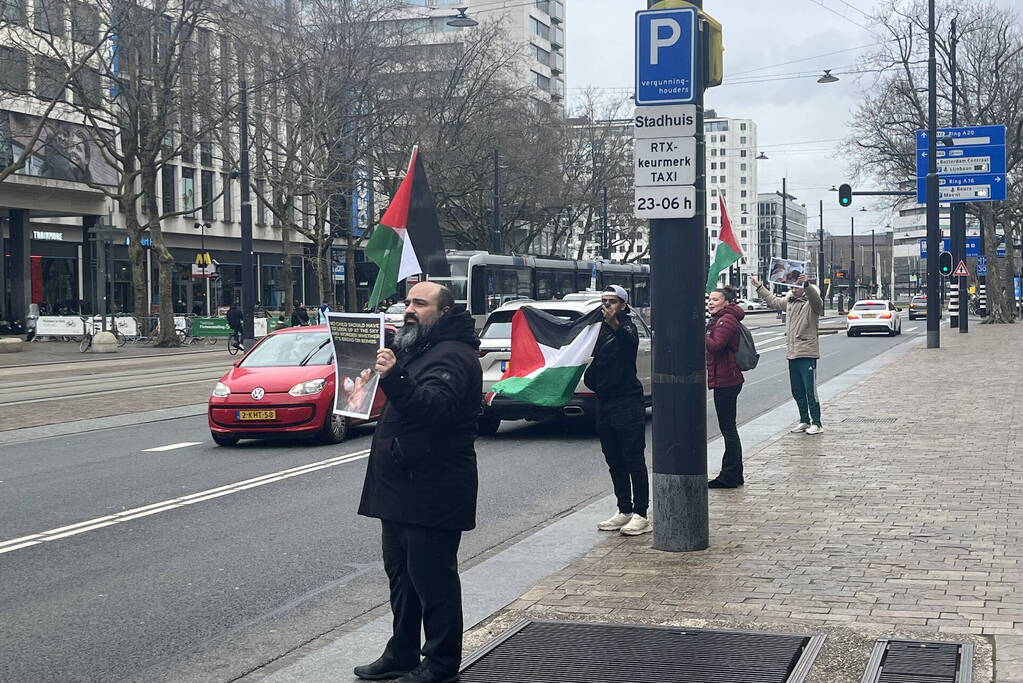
[841,417,900,424]
[860,639,973,683]
[460,620,825,683]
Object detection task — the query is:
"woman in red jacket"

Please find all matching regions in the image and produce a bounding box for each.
[706,285,745,488]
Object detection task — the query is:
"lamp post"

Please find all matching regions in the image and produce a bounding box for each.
[924,0,940,348]
[491,149,501,254]
[850,216,856,303]
[239,80,255,347]
[194,222,212,316]
[780,177,788,260]
[601,186,610,260]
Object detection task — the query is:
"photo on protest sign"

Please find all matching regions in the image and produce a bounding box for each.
[767,257,809,287]
[327,312,384,420]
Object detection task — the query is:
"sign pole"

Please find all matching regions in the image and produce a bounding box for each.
[925,0,940,349]
[641,0,707,552]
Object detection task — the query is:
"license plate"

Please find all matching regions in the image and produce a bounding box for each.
[500,360,508,372]
[863,314,876,318]
[237,409,276,420]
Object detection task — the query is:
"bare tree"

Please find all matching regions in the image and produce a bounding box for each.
[844,0,1023,322]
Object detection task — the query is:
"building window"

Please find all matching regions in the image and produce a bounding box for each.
[181,167,195,217]
[710,148,717,156]
[71,2,98,44]
[741,218,748,225]
[33,0,64,36]
[710,189,717,196]
[740,176,747,185]
[530,16,550,40]
[71,66,101,108]
[740,136,747,144]
[162,165,176,214]
[740,122,747,131]
[740,150,747,157]
[710,135,716,143]
[720,135,726,142]
[720,162,726,169]
[710,162,717,170]
[221,173,232,221]
[741,203,747,212]
[201,170,214,221]
[711,202,717,210]
[741,190,748,198]
[33,54,65,100]
[741,230,748,238]
[741,163,747,171]
[2,0,26,24]
[0,47,29,93]
[533,44,550,66]
[533,70,550,91]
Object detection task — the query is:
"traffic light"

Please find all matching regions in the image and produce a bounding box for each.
[938,251,953,277]
[838,184,852,207]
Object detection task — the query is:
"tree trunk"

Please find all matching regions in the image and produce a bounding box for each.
[281,220,294,316]
[981,203,1014,323]
[317,242,332,307]
[345,233,358,312]
[141,167,181,346]
[126,213,149,317]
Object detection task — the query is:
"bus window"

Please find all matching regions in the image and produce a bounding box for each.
[556,271,575,298]
[482,266,532,313]
[632,275,650,307]
[536,268,557,300]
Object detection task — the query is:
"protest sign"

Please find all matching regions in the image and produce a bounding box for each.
[327,312,384,420]
[767,257,808,287]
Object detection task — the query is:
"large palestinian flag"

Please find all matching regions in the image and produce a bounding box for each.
[366,147,449,308]
[488,306,604,407]
[705,197,744,293]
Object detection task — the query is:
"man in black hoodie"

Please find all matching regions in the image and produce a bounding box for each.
[583,285,651,537]
[354,282,482,683]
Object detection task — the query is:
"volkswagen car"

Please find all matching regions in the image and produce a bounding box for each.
[208,325,386,446]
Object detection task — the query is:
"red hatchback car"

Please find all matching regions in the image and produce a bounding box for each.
[208,325,386,446]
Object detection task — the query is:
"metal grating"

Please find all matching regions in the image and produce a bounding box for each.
[459,620,825,683]
[841,417,900,424]
[860,639,974,683]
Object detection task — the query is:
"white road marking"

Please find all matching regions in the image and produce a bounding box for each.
[758,344,786,354]
[906,327,918,332]
[142,442,203,452]
[752,330,781,337]
[0,448,371,556]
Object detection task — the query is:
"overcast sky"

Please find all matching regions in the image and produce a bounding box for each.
[566,0,1014,236]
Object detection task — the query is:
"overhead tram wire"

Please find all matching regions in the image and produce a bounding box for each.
[805,0,888,41]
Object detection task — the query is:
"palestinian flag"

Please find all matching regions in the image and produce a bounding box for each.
[488,306,604,407]
[705,198,744,293]
[366,146,449,308]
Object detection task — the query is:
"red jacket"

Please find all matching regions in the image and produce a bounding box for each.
[706,303,745,388]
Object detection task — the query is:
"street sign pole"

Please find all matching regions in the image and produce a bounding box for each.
[925,0,940,349]
[239,80,256,347]
[950,19,968,334]
[641,0,707,552]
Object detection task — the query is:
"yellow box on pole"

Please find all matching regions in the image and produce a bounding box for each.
[650,0,723,87]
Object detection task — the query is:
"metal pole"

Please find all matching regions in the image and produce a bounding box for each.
[240,80,255,346]
[850,217,856,303]
[818,199,825,284]
[650,0,707,553]
[871,229,876,296]
[925,0,940,348]
[491,149,501,254]
[949,19,968,333]
[781,177,788,259]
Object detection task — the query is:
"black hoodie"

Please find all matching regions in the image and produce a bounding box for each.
[358,307,482,531]
[583,309,643,400]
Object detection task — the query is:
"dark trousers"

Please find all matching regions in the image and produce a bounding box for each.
[596,395,649,518]
[380,520,463,676]
[788,358,822,425]
[712,384,743,485]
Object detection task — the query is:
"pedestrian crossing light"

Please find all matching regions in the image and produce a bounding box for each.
[838,184,853,207]
[938,251,953,277]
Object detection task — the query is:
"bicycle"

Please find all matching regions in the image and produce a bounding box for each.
[227,329,244,356]
[79,319,93,353]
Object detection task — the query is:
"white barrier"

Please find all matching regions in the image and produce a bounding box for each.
[37,316,140,337]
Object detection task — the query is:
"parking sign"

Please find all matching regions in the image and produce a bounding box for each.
[635,7,698,105]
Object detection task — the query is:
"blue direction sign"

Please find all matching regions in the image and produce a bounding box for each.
[977,255,988,276]
[635,7,698,106]
[919,237,1006,258]
[916,124,1006,149]
[916,173,1006,204]
[916,144,1006,177]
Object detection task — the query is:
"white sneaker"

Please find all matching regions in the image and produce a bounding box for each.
[805,424,824,435]
[790,422,810,433]
[597,512,633,531]
[620,514,652,536]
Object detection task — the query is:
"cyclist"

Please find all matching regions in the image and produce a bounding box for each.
[226,303,244,351]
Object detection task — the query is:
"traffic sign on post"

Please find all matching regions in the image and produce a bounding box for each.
[951,260,970,277]
[915,125,1007,204]
[635,7,698,105]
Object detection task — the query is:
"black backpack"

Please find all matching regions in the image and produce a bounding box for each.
[734,322,760,371]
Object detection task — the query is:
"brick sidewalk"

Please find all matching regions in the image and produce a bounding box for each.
[469,324,1022,682]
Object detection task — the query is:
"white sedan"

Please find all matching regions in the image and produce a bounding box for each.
[846,300,902,337]
[736,298,768,311]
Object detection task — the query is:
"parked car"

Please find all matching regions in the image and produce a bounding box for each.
[477,296,653,435]
[846,300,902,337]
[383,302,406,327]
[735,298,767,311]
[208,325,386,446]
[907,294,940,321]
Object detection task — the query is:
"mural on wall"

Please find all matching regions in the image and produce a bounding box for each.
[3,111,117,185]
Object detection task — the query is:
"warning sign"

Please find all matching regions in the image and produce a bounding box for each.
[951,260,970,277]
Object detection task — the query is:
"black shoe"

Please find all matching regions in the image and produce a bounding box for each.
[393,663,459,683]
[708,478,739,489]
[354,656,419,681]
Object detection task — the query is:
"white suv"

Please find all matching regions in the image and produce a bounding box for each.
[477,296,653,435]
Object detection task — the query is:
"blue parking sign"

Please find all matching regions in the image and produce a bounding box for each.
[635,8,698,105]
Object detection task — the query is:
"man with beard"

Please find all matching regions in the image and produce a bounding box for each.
[354,281,482,683]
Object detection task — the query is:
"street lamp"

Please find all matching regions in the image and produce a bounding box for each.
[446,7,478,27]
[755,152,769,160]
[817,70,839,84]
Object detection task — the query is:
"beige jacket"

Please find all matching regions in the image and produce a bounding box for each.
[756,283,824,359]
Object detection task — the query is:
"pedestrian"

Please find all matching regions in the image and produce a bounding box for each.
[317,303,331,325]
[706,285,746,488]
[354,282,482,683]
[192,300,204,316]
[752,273,825,434]
[291,302,309,327]
[226,303,244,350]
[583,285,651,536]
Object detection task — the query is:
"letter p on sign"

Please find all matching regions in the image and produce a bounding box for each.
[649,18,680,65]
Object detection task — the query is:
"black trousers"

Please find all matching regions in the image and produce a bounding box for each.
[712,384,743,485]
[596,395,649,518]
[380,520,463,676]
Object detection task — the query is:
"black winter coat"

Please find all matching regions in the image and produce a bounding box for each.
[357,308,482,532]
[583,310,642,399]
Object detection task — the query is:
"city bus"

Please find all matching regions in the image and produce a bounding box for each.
[429,251,651,328]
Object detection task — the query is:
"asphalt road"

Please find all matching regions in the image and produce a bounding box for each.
[0,317,928,682]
